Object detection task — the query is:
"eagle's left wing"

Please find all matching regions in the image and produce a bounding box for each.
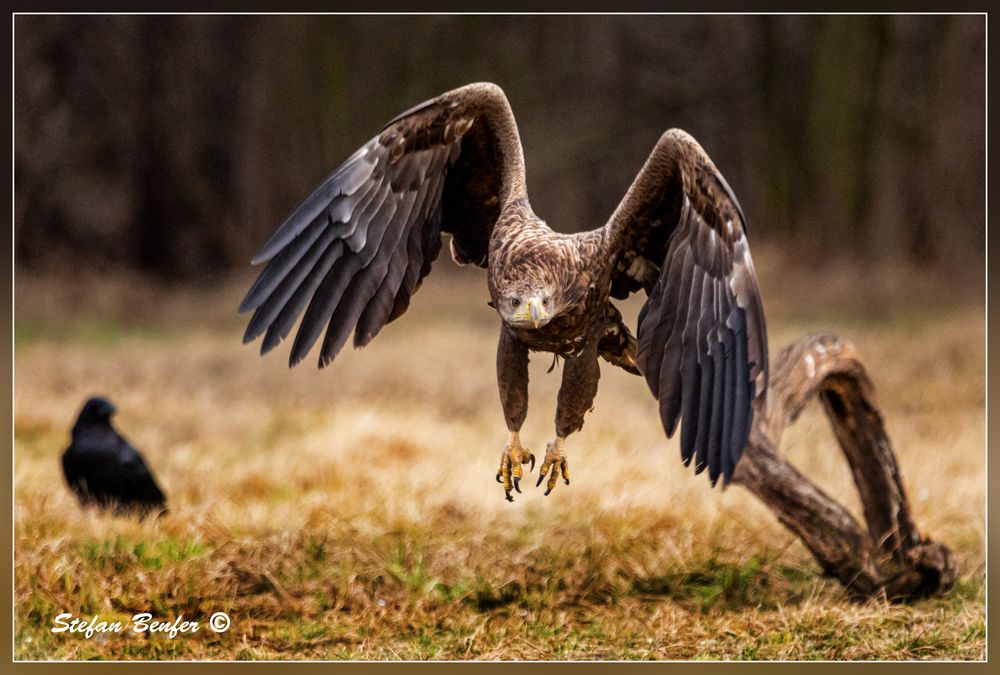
[604,129,768,486]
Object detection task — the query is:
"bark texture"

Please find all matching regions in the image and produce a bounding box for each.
[733,333,957,601]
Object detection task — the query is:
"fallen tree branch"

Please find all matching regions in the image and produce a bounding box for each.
[733,333,957,601]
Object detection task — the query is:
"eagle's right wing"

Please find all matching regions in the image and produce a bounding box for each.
[239,83,527,367]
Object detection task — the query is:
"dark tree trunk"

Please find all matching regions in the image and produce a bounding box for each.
[733,333,957,601]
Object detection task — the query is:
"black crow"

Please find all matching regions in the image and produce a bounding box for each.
[61,396,167,518]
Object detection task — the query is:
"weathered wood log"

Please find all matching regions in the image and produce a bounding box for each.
[733,333,957,601]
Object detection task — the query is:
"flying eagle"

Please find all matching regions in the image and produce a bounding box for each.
[240,83,768,500]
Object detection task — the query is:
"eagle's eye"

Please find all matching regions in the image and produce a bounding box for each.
[510,298,520,309]
[542,298,549,307]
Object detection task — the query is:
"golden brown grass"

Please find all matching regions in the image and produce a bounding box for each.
[13,255,985,660]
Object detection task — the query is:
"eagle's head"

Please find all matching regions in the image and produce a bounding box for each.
[498,288,553,329]
[487,214,581,330]
[491,268,571,330]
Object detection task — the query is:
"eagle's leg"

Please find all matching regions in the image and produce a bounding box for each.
[496,325,534,501]
[538,342,601,495]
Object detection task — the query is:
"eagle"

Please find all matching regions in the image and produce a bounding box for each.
[62,396,168,517]
[239,83,768,501]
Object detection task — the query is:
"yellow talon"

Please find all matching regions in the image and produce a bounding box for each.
[497,432,532,502]
[546,465,559,495]
[536,437,569,496]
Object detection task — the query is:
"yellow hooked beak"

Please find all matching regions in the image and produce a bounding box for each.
[516,296,549,329]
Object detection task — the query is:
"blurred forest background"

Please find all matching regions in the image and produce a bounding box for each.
[14,14,985,286]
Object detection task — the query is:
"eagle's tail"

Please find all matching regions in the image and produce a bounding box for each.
[598,304,640,375]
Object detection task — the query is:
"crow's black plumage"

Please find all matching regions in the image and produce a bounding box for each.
[61,397,167,518]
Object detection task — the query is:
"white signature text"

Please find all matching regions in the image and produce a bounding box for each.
[51,612,201,639]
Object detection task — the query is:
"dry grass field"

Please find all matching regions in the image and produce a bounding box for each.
[13,252,985,660]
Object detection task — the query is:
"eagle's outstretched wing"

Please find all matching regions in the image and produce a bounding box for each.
[605,129,768,486]
[240,83,527,367]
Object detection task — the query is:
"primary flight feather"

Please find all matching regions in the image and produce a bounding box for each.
[240,82,768,499]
